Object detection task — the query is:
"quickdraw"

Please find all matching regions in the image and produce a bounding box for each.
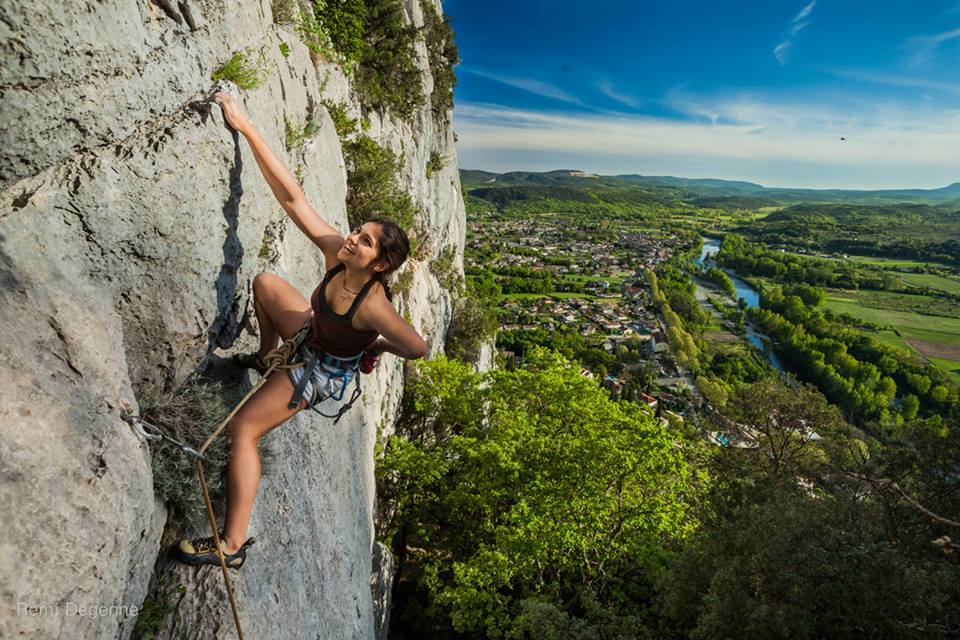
[121,411,205,460]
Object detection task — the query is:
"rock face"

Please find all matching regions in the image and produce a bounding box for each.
[0,1,463,638]
[370,541,395,640]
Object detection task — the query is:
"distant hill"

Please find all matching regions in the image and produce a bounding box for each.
[614,174,766,194]
[689,196,782,209]
[459,169,501,185]
[734,202,960,263]
[460,169,608,187]
[460,169,960,206]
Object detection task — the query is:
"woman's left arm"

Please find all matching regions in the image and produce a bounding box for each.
[362,294,427,360]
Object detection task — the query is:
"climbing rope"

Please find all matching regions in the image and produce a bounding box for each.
[121,324,308,640]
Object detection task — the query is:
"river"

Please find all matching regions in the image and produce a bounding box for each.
[696,237,785,372]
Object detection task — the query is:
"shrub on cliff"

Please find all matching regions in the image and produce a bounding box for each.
[353,0,423,118]
[283,0,424,118]
[421,3,459,122]
[136,380,273,522]
[211,50,270,90]
[445,287,497,364]
[136,381,233,520]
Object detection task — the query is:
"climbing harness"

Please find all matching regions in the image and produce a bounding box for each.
[287,345,364,423]
[120,319,372,640]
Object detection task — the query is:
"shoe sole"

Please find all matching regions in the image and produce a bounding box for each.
[172,547,246,569]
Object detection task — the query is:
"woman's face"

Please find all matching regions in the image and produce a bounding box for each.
[339,222,385,272]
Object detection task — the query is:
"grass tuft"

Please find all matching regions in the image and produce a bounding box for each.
[284,115,322,150]
[131,575,186,640]
[211,50,271,90]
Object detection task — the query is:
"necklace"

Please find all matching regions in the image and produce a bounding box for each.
[338,275,362,301]
[338,285,359,301]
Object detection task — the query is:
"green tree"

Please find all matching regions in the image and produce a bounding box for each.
[696,376,729,408]
[662,484,953,640]
[728,378,845,475]
[446,288,497,364]
[322,0,368,69]
[900,394,920,420]
[354,0,423,117]
[380,351,703,638]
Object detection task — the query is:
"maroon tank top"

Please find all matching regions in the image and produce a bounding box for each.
[306,263,380,357]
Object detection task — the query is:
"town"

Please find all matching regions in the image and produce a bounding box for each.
[465,215,698,420]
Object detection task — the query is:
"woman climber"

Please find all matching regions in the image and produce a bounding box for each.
[173,92,428,569]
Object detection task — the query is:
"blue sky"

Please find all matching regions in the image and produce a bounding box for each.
[444,0,960,189]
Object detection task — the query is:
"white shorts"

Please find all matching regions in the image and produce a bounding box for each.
[286,343,358,409]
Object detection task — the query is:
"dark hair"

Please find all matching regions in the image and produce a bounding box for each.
[369,218,410,299]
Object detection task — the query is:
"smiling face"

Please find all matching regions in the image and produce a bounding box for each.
[338,222,387,273]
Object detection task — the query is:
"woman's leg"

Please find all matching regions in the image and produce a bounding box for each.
[252,272,312,359]
[220,370,308,553]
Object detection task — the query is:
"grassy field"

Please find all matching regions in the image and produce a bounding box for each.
[824,293,960,378]
[502,292,597,301]
[784,251,840,261]
[562,274,627,284]
[840,289,960,318]
[552,292,595,299]
[845,254,954,271]
[502,293,549,301]
[899,272,960,295]
[825,295,960,343]
[928,357,960,384]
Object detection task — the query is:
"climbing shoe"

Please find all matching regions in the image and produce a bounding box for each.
[232,351,269,376]
[173,531,255,569]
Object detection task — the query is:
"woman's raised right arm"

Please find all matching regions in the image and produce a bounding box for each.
[214,92,344,261]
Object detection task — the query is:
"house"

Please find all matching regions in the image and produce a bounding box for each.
[638,392,658,409]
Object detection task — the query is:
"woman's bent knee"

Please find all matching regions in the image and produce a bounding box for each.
[253,272,276,296]
[227,419,260,444]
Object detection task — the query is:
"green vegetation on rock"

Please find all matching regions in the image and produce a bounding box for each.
[136,381,235,520]
[421,2,459,121]
[211,50,270,90]
[284,115,321,150]
[282,0,424,118]
[321,99,359,139]
[426,150,445,178]
[131,575,186,640]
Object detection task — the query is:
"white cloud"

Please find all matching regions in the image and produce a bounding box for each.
[664,89,861,130]
[904,26,960,67]
[825,67,960,94]
[460,67,582,105]
[452,96,960,189]
[774,1,817,65]
[595,80,642,108]
[795,1,817,22]
[774,41,792,65]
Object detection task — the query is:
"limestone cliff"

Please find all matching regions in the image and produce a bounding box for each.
[0,1,464,638]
